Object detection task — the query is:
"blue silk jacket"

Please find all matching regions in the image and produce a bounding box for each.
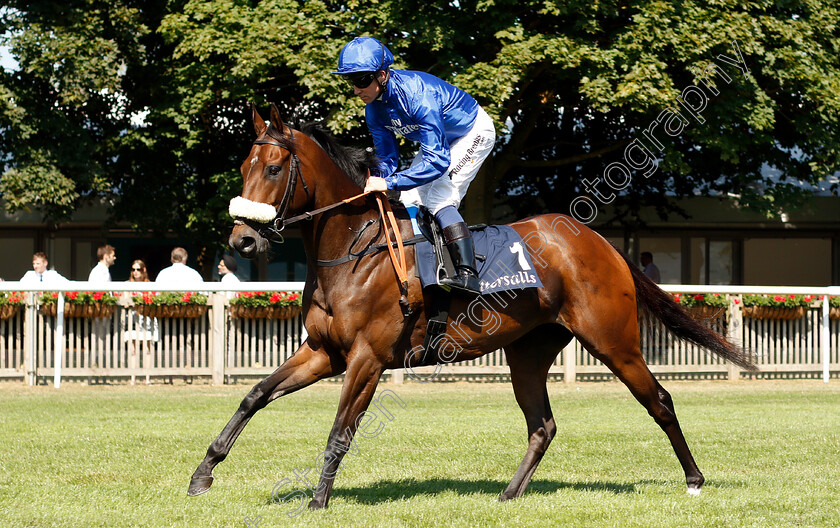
[365,69,479,190]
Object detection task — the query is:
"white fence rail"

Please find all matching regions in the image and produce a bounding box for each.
[1,283,838,385]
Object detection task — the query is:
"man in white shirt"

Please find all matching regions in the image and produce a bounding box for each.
[640,252,662,284]
[218,255,241,284]
[20,252,68,284]
[88,244,116,283]
[155,247,204,284]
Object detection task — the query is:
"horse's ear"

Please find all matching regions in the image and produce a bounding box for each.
[252,103,267,137]
[269,103,285,132]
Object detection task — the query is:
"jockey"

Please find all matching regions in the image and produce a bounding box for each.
[333,36,496,296]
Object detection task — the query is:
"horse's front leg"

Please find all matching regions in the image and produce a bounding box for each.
[188,340,341,496]
[308,351,384,510]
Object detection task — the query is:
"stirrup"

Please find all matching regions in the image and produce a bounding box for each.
[440,269,481,296]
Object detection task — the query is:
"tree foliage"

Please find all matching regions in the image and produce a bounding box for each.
[1,0,838,261]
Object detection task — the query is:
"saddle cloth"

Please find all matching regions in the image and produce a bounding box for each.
[415,225,543,295]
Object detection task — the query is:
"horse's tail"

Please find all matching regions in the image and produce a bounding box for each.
[615,248,757,371]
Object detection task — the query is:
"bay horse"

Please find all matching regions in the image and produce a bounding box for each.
[187,103,755,509]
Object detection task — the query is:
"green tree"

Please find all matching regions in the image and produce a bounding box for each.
[2,0,838,266]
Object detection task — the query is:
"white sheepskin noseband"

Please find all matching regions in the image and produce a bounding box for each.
[229,196,277,223]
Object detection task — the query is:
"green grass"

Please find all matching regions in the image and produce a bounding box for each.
[1,380,839,527]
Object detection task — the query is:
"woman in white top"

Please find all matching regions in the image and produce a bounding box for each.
[218,255,240,284]
[123,259,158,385]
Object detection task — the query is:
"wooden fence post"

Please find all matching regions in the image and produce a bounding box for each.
[210,293,226,386]
[391,369,404,385]
[727,295,743,381]
[563,341,576,383]
[24,292,36,386]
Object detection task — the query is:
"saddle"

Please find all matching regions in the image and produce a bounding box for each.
[414,206,486,288]
[413,207,487,364]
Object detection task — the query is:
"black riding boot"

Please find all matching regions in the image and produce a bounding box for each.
[439,222,481,296]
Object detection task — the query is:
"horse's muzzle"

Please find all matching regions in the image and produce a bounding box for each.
[229,223,268,258]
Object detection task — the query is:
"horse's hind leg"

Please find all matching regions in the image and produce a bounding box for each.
[499,324,572,501]
[584,337,705,495]
[188,341,340,496]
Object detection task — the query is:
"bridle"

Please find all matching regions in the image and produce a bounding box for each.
[231,126,411,315]
[233,132,310,242]
[232,130,374,243]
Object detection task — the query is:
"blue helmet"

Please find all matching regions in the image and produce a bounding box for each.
[332,37,394,75]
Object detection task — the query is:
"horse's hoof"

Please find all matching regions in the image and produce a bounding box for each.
[686,486,702,496]
[188,475,214,496]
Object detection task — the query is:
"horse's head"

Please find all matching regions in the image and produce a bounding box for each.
[228,104,310,258]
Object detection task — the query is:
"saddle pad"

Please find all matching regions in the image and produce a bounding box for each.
[415,225,544,295]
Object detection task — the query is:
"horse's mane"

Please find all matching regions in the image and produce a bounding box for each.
[296,121,378,190]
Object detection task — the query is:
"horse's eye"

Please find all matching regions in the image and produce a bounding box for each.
[266,165,282,177]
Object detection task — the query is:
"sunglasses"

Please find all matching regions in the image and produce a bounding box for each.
[131,267,143,271]
[346,72,377,89]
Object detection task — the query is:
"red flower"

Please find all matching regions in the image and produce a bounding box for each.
[142,294,154,304]
[9,296,20,303]
[788,294,795,299]
[66,291,78,300]
[693,294,704,301]
[804,295,813,303]
[773,295,785,302]
[181,294,191,303]
[673,294,681,302]
[288,293,299,301]
[733,298,740,304]
[51,292,59,299]
[269,293,282,304]
[93,292,104,301]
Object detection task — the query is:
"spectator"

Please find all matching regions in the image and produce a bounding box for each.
[88,244,116,283]
[128,259,150,282]
[20,252,68,284]
[218,255,241,284]
[640,252,661,284]
[124,259,158,385]
[155,247,204,284]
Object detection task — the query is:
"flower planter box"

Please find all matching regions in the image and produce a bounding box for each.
[229,304,302,320]
[133,304,208,319]
[0,304,21,320]
[685,305,726,320]
[830,307,840,320]
[742,306,807,320]
[41,303,117,318]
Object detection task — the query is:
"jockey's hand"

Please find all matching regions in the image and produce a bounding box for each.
[364,176,389,193]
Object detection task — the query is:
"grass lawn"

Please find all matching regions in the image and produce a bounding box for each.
[0,379,839,527]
